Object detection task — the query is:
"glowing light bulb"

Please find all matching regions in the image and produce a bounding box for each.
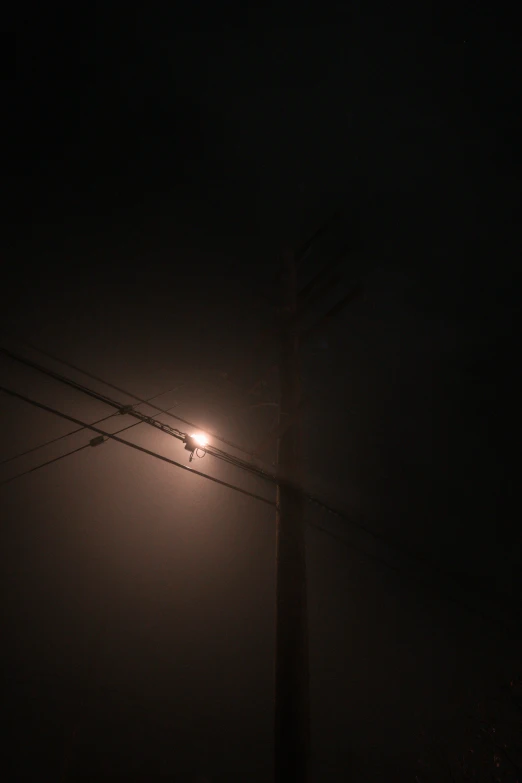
[191,433,208,448]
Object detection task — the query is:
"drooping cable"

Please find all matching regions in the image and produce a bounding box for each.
[3,346,519,619]
[305,494,522,612]
[0,346,279,483]
[0,443,92,487]
[0,419,145,488]
[4,338,266,461]
[0,388,179,467]
[308,516,521,642]
[1,379,520,637]
[0,384,276,508]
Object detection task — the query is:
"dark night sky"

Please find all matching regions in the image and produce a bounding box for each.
[2,4,521,781]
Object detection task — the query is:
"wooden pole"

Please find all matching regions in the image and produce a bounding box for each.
[274,250,309,783]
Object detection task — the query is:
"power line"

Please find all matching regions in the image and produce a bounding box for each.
[0,384,277,508]
[307,517,521,642]
[0,419,144,488]
[205,442,279,483]
[4,338,266,461]
[1,380,519,638]
[0,345,187,439]
[0,348,436,564]
[3,346,519,620]
[0,345,281,485]
[0,412,117,467]
[0,389,180,467]
[0,443,91,488]
[7,336,184,412]
[308,519,403,573]
[305,494,522,613]
[1,346,158,419]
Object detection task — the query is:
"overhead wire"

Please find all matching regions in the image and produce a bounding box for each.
[1,377,520,638]
[3,337,267,462]
[308,518,403,574]
[0,414,161,488]
[1,346,161,419]
[0,411,117,467]
[305,493,522,613]
[307,517,521,642]
[0,345,280,484]
[0,443,92,488]
[0,346,186,439]
[2,347,520,624]
[1,379,517,640]
[0,388,180,467]
[6,336,185,413]
[4,239,517,651]
[1,220,341,468]
[204,442,279,483]
[0,384,276,508]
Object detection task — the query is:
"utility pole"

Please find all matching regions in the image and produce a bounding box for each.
[234,214,357,782]
[274,249,309,783]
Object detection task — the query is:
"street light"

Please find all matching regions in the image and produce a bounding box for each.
[183,433,208,461]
